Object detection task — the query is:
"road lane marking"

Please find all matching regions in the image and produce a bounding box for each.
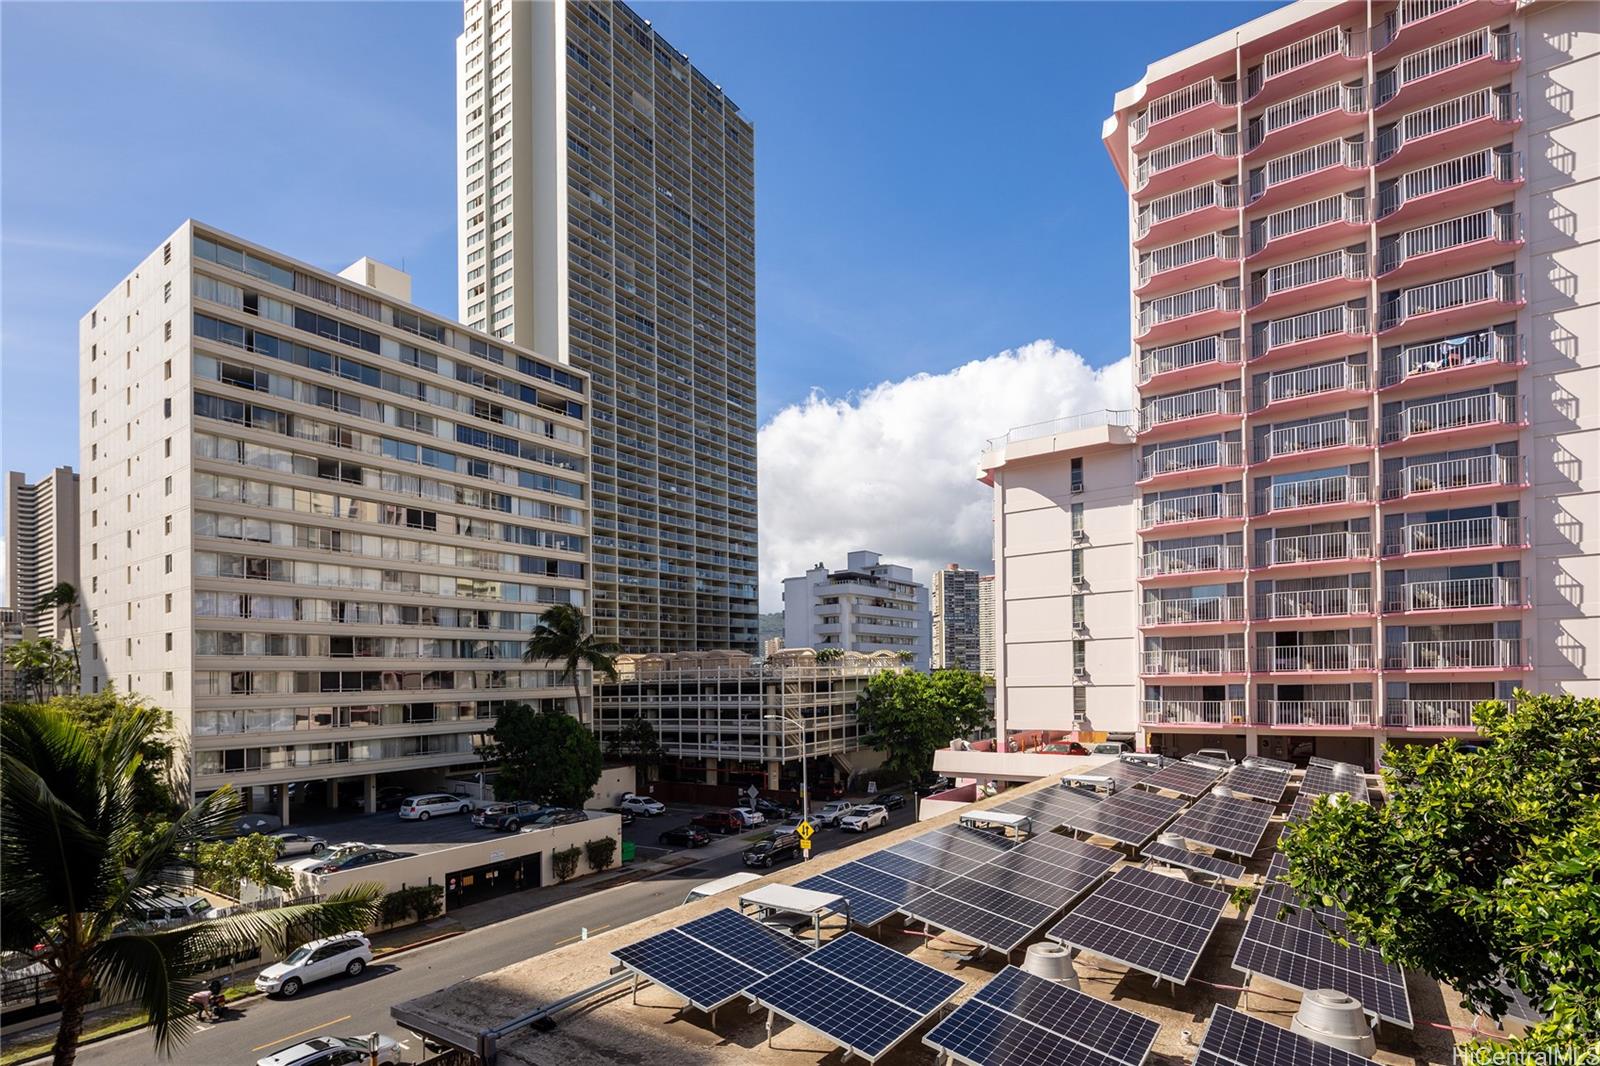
[251,1014,352,1052]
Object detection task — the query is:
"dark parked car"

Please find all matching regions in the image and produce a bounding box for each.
[472,802,515,829]
[914,777,954,798]
[492,802,552,832]
[877,792,907,811]
[753,797,791,820]
[692,811,744,835]
[658,825,710,848]
[603,806,636,826]
[520,808,587,832]
[743,836,801,868]
[305,849,415,875]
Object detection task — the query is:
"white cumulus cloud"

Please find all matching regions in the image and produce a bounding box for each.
[757,340,1133,610]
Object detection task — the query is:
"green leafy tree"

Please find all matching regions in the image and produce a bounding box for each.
[814,647,844,663]
[34,582,83,687]
[488,703,603,808]
[523,603,619,722]
[3,637,76,703]
[0,702,381,1066]
[40,691,181,819]
[1280,692,1600,1059]
[854,668,990,785]
[605,716,664,780]
[196,835,294,900]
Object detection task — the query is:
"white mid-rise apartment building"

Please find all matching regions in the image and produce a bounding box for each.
[783,551,932,671]
[79,222,592,819]
[931,563,983,671]
[977,574,997,676]
[5,466,80,644]
[456,0,758,654]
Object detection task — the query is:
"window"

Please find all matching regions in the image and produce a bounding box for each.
[1073,687,1088,717]
[1071,502,1084,536]
[165,515,173,535]
[164,322,172,342]
[1070,457,1084,493]
[163,398,172,418]
[165,593,173,613]
[1071,549,1085,582]
[164,437,172,458]
[163,242,172,265]
[163,672,173,691]
[163,281,172,303]
[1072,594,1086,629]
[164,476,173,496]
[1073,640,1087,675]
[164,554,173,574]
[165,633,173,651]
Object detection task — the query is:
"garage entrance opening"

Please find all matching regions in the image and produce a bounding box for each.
[445,854,541,910]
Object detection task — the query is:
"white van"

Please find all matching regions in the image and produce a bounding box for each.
[681,872,761,906]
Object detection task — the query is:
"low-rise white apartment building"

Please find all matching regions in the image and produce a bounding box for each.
[782,551,932,670]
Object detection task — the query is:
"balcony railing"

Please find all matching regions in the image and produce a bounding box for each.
[1377,88,1519,161]
[1142,595,1247,626]
[1379,209,1519,274]
[1256,699,1377,727]
[1381,392,1523,442]
[1375,28,1518,106]
[1250,137,1366,202]
[1255,585,1373,620]
[1381,330,1521,387]
[1256,304,1369,357]
[1140,387,1243,431]
[1253,26,1368,96]
[1141,699,1248,726]
[1135,129,1241,192]
[1138,232,1241,286]
[1141,491,1246,529]
[1136,181,1241,239]
[1376,0,1470,50]
[1259,473,1371,514]
[1256,643,1375,672]
[1384,575,1530,613]
[1251,192,1366,253]
[1383,515,1526,556]
[1133,77,1240,144]
[1141,543,1246,577]
[1252,249,1368,306]
[1248,82,1366,149]
[1140,440,1244,480]
[1385,637,1527,670]
[1255,416,1370,462]
[1380,270,1522,330]
[1383,454,1525,498]
[1256,530,1373,567]
[1138,283,1242,335]
[1139,335,1242,384]
[1379,148,1521,217]
[1383,698,1476,729]
[1142,647,1249,675]
[1254,360,1369,409]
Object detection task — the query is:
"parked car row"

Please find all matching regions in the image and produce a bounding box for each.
[278,841,415,876]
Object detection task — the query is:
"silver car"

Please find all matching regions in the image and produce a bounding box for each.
[268,831,327,858]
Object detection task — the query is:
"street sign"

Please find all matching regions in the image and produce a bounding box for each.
[746,785,759,801]
[796,821,814,841]
[799,838,812,851]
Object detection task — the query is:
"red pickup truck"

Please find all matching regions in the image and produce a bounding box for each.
[691,810,744,835]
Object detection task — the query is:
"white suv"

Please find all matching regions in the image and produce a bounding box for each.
[814,801,853,827]
[256,1035,400,1066]
[255,933,372,998]
[838,804,888,832]
[398,794,471,820]
[618,793,666,816]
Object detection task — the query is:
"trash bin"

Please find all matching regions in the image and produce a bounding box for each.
[621,841,636,863]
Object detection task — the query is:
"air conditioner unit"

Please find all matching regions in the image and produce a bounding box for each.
[1072,621,1089,636]
[1071,529,1089,544]
[1072,714,1090,729]
[1071,577,1089,591]
[1072,668,1091,683]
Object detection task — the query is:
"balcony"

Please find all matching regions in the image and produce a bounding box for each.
[1139,335,1243,387]
[1139,387,1243,434]
[1377,208,1521,280]
[1379,269,1523,335]
[1250,250,1369,318]
[1140,543,1246,579]
[1376,0,1515,55]
[1376,87,1520,170]
[1137,232,1242,293]
[1254,585,1374,622]
[1138,440,1244,483]
[1252,304,1370,364]
[1141,647,1249,677]
[1141,699,1250,727]
[1255,699,1378,728]
[1133,77,1240,150]
[1379,330,1523,389]
[1255,530,1374,569]
[1255,643,1376,673]
[1255,473,1372,517]
[1141,595,1248,628]
[1375,27,1519,113]
[1247,82,1366,155]
[1248,191,1366,258]
[1382,515,1527,558]
[1137,283,1242,342]
[1134,129,1241,198]
[1382,453,1528,501]
[1384,575,1531,614]
[1380,391,1524,444]
[1385,637,1529,672]
[1136,181,1242,247]
[1252,360,1370,412]
[1248,26,1368,107]
[1378,148,1522,224]
[1247,137,1367,210]
[1140,491,1247,532]
[1383,698,1478,730]
[1253,416,1371,464]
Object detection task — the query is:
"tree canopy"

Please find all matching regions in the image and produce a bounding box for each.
[853,668,990,785]
[605,716,664,777]
[196,834,294,900]
[32,691,181,819]
[1280,691,1600,1058]
[522,603,619,719]
[487,702,604,808]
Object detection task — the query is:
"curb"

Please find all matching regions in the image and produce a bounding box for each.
[373,927,466,958]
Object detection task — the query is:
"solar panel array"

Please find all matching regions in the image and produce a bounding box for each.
[1141,759,1224,797]
[1195,1004,1377,1066]
[747,931,963,1063]
[1167,793,1275,857]
[1061,788,1186,847]
[992,783,1106,832]
[1264,851,1289,882]
[1048,866,1229,984]
[611,908,811,1011]
[1300,759,1371,802]
[1241,755,1295,773]
[1142,839,1246,882]
[1222,764,1290,805]
[924,965,1159,1066]
[1102,758,1159,790]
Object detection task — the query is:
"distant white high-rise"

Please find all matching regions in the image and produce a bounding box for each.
[782,551,931,670]
[6,466,80,643]
[931,563,981,671]
[977,574,996,676]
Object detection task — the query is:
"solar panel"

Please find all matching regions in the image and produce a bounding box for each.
[1300,761,1370,802]
[1102,758,1158,789]
[746,932,962,1063]
[825,859,936,906]
[900,883,1054,955]
[923,825,1019,860]
[1142,760,1224,797]
[796,872,899,926]
[611,907,809,1011]
[1241,755,1295,773]
[1047,866,1228,984]
[858,848,958,890]
[886,837,987,877]
[1142,840,1246,881]
[1484,975,1546,1025]
[924,965,1159,1066]
[1167,793,1275,857]
[1282,793,1319,824]
[1061,788,1185,847]
[1264,851,1290,882]
[1195,1004,1377,1066]
[995,785,1105,831]
[1222,765,1290,805]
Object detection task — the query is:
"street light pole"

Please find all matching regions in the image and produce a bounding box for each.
[766,709,809,860]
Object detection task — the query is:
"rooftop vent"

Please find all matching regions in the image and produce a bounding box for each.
[1291,989,1377,1057]
[1022,942,1081,989]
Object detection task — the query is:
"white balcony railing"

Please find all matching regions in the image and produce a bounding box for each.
[1250,137,1366,201]
[1142,595,1247,626]
[1379,209,1519,274]
[1377,88,1519,161]
[1257,304,1369,355]
[1256,643,1375,672]
[1379,148,1521,217]
[1375,28,1518,106]
[1142,647,1249,675]
[1376,0,1470,50]
[1256,530,1373,568]
[1260,474,1371,514]
[1384,698,1476,729]
[1141,699,1249,725]
[1254,360,1369,409]
[1381,391,1522,442]
[1141,491,1247,528]
[1139,335,1242,384]
[1383,454,1525,498]
[1134,129,1241,192]
[1256,699,1377,726]
[1253,249,1368,306]
[1386,637,1527,670]
[1251,191,1367,252]
[1133,77,1240,144]
[1138,283,1242,334]
[1254,26,1368,94]
[1384,576,1530,613]
[1383,515,1527,556]
[1140,387,1243,431]
[1141,543,1246,577]
[1138,232,1241,286]
[1249,82,1366,149]
[1255,416,1370,462]
[1380,269,1522,330]
[1255,585,1373,620]
[1380,330,1521,387]
[1136,181,1241,239]
[1140,440,1244,479]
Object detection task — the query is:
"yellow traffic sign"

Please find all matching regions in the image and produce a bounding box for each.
[799,837,812,850]
[796,820,814,841]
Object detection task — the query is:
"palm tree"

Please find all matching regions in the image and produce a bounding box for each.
[522,603,619,724]
[35,582,82,689]
[0,703,381,1066]
[3,637,75,703]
